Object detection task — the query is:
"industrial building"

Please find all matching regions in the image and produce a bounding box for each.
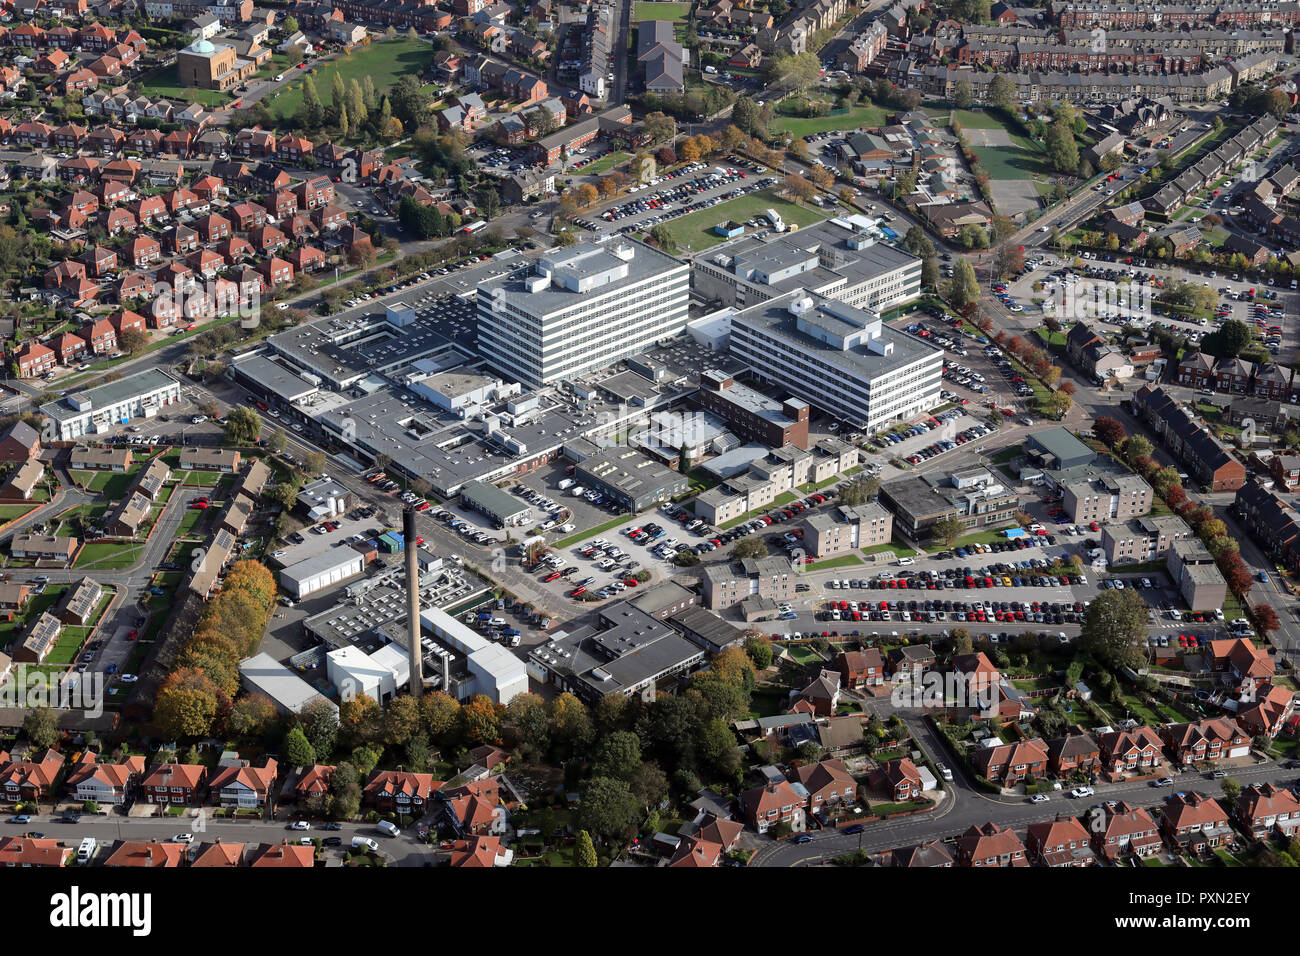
[573,447,689,512]
[280,546,367,600]
[40,369,182,441]
[526,603,706,703]
[414,607,528,705]
[326,643,410,704]
[476,238,690,387]
[729,290,942,433]
[458,480,531,527]
[239,652,338,717]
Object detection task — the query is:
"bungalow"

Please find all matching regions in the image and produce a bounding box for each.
[0,837,71,868]
[70,445,132,471]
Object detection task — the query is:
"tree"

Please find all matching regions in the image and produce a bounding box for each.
[1220,776,1242,807]
[921,255,939,290]
[766,52,821,94]
[22,707,59,750]
[459,695,502,746]
[300,697,339,761]
[733,97,763,137]
[119,327,148,354]
[1044,119,1079,174]
[988,74,1016,112]
[593,731,642,780]
[954,78,974,109]
[223,405,261,444]
[154,668,221,738]
[574,829,598,867]
[733,537,768,560]
[642,111,677,144]
[578,776,640,845]
[994,243,1024,279]
[745,634,773,669]
[1120,435,1153,467]
[958,223,989,250]
[285,726,317,767]
[649,224,677,253]
[949,258,980,310]
[298,75,325,130]
[1094,416,1127,448]
[1079,588,1147,670]
[382,695,423,746]
[931,514,966,548]
[1254,605,1281,637]
[327,761,362,820]
[304,450,326,476]
[267,427,287,454]
[785,172,817,203]
[283,15,299,32]
[421,691,461,746]
[1202,318,1252,359]
[227,694,275,736]
[347,79,367,128]
[1044,390,1072,420]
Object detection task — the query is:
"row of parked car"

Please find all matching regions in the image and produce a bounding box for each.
[434,509,490,545]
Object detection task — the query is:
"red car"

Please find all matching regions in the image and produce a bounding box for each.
[543,571,561,582]
[570,586,587,597]
[623,578,640,587]
[190,501,209,510]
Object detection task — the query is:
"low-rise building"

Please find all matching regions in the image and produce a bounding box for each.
[1101,514,1193,565]
[801,502,893,557]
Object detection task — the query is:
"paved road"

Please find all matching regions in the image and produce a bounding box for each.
[7,811,435,867]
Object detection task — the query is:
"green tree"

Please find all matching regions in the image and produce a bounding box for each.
[299,697,339,762]
[1202,318,1252,359]
[921,255,939,289]
[1045,119,1079,174]
[382,694,423,746]
[988,74,1016,112]
[327,761,362,820]
[931,514,966,548]
[223,405,262,444]
[285,726,317,767]
[1079,588,1147,670]
[949,258,979,310]
[953,78,973,109]
[283,15,299,32]
[578,776,640,845]
[298,75,325,130]
[347,78,367,127]
[650,224,677,253]
[733,537,768,560]
[574,829,598,866]
[745,634,773,669]
[593,731,642,780]
[23,707,59,750]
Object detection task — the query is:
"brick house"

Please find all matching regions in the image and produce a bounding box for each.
[867,757,923,801]
[1096,726,1164,773]
[835,649,884,688]
[1047,731,1101,777]
[1093,801,1162,861]
[362,769,441,813]
[1160,718,1250,766]
[971,738,1050,787]
[1025,815,1097,867]
[139,763,207,805]
[1161,792,1232,856]
[208,758,278,809]
[955,822,1029,867]
[1235,782,1300,840]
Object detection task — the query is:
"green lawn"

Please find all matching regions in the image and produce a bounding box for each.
[176,507,207,538]
[75,542,144,571]
[949,109,1008,130]
[633,1,692,20]
[951,528,1014,548]
[583,151,630,176]
[136,63,232,107]
[179,470,223,487]
[862,540,917,559]
[719,492,797,530]
[774,104,891,138]
[75,467,141,499]
[656,188,829,253]
[808,553,864,572]
[553,514,636,550]
[0,504,38,525]
[270,38,436,122]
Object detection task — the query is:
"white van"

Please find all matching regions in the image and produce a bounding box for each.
[77,837,96,863]
[376,820,400,837]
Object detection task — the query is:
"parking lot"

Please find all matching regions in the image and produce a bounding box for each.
[568,159,779,239]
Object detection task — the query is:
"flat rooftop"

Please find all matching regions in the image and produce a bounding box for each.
[42,368,180,423]
[231,354,318,404]
[732,291,942,380]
